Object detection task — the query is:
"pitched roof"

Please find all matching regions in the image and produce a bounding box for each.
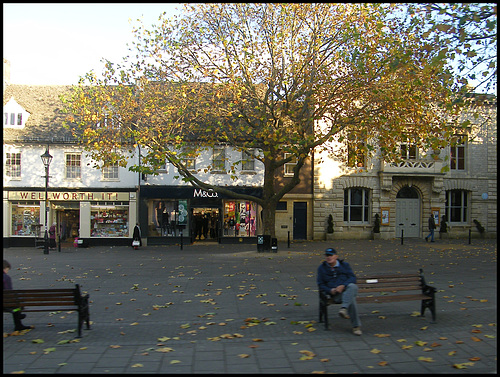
[3,84,77,143]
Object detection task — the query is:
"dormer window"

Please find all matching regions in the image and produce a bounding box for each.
[3,98,29,129]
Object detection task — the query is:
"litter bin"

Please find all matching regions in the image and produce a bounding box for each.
[257,235,271,252]
[271,237,278,253]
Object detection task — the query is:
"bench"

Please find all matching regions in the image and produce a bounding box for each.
[319,269,436,330]
[3,284,90,337]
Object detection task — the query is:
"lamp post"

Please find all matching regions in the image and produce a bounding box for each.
[40,147,53,255]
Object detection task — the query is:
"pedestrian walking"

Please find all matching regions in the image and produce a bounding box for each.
[132,223,142,248]
[425,213,436,242]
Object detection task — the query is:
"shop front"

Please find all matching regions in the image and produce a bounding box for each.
[4,189,137,248]
[140,186,263,245]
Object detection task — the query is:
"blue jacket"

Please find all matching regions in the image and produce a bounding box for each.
[317,260,357,295]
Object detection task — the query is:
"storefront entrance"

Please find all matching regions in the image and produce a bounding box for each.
[192,208,220,242]
[57,209,79,244]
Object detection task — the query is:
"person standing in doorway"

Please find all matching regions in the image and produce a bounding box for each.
[425,213,436,242]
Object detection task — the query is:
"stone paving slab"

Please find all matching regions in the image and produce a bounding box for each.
[3,238,497,374]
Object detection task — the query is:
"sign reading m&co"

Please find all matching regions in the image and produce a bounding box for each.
[8,191,130,201]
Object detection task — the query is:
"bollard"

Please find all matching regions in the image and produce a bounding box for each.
[180,231,183,250]
[58,234,61,252]
[288,231,290,248]
[469,229,471,244]
[401,229,404,245]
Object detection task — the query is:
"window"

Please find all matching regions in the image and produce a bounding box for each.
[276,201,287,211]
[241,149,255,171]
[400,143,417,160]
[3,112,24,127]
[450,137,466,170]
[212,146,225,172]
[284,153,297,176]
[11,203,41,237]
[6,152,21,178]
[344,188,370,223]
[65,153,81,179]
[102,162,119,180]
[347,140,366,168]
[445,190,468,223]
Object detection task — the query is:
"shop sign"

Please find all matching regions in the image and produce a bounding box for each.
[8,191,130,201]
[193,188,218,198]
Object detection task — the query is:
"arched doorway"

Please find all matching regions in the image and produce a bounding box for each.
[395,186,420,238]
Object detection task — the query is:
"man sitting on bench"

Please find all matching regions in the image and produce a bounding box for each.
[317,248,362,336]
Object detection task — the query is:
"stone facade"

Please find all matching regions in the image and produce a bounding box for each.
[313,97,497,240]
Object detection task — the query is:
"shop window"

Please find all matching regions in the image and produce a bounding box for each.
[11,203,41,237]
[66,153,82,179]
[91,204,129,237]
[445,190,468,223]
[6,152,21,178]
[223,200,257,237]
[343,187,370,223]
[150,200,182,237]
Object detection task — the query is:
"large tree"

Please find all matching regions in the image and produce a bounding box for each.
[405,3,496,94]
[64,3,465,237]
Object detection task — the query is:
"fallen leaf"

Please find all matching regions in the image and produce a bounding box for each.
[131,364,143,368]
[418,356,435,362]
[32,339,45,344]
[374,333,391,338]
[170,360,181,364]
[370,349,382,354]
[238,354,250,358]
[471,336,482,342]
[378,361,389,366]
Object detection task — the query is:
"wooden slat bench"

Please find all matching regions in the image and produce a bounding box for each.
[3,284,90,337]
[319,269,436,330]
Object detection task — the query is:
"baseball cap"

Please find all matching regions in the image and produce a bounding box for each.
[324,248,337,256]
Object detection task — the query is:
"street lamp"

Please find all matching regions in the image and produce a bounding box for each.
[41,147,53,255]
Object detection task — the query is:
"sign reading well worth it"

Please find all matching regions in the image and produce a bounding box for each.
[8,191,131,201]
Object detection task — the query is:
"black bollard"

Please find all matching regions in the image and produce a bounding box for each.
[58,234,61,252]
[180,230,183,250]
[469,229,471,244]
[287,231,290,248]
[401,229,404,245]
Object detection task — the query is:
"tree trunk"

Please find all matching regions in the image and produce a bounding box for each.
[261,203,276,237]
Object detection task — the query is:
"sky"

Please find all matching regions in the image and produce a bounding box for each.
[3,3,183,85]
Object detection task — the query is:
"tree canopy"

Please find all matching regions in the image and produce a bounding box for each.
[63,3,468,236]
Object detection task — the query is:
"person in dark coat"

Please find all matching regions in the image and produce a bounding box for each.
[49,222,57,249]
[3,260,31,331]
[133,223,142,246]
[425,213,436,242]
[317,248,362,335]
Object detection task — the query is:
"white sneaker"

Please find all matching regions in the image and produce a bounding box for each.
[353,327,362,336]
[339,308,350,319]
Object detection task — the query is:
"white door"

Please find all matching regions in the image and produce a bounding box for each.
[395,198,420,238]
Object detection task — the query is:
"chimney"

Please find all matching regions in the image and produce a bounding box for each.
[3,58,11,90]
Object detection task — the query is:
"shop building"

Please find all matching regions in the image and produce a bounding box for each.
[3,84,140,248]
